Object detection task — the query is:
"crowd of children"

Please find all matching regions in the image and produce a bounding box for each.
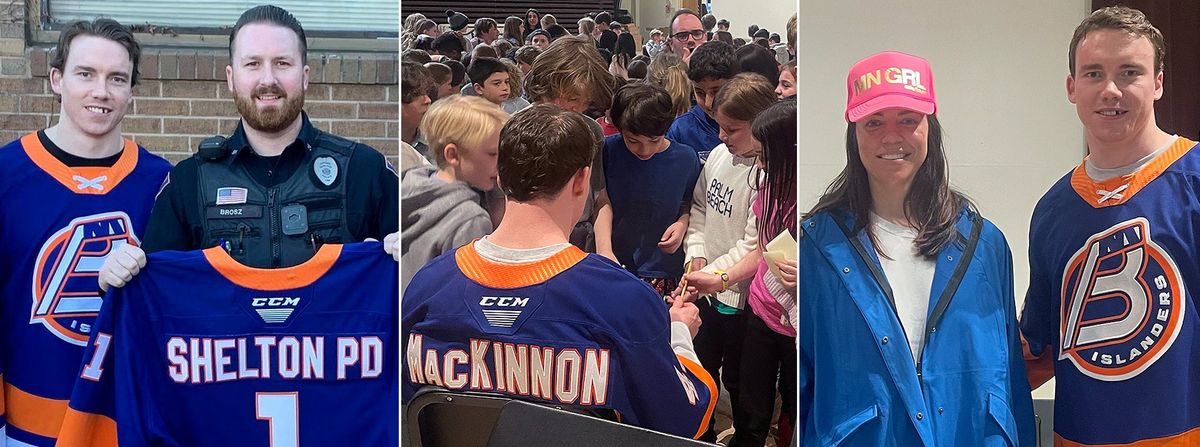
[399,7,798,446]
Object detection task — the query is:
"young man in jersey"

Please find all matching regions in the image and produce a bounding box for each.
[1019,6,1200,445]
[403,104,716,439]
[98,5,399,288]
[0,19,171,446]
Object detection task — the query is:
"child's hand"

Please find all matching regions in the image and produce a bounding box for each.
[598,249,619,263]
[667,282,699,305]
[775,258,797,289]
[685,271,724,295]
[657,221,687,253]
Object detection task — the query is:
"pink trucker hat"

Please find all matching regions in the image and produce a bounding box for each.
[845,51,936,122]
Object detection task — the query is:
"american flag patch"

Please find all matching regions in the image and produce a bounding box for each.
[216,187,248,205]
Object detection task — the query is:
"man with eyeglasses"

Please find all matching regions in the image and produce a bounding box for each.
[669,9,708,63]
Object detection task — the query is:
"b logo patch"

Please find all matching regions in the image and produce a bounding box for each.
[31,212,138,345]
[1059,217,1185,381]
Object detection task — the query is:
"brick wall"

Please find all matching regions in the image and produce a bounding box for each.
[0,2,398,165]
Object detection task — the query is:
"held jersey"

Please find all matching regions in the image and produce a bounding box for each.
[56,242,398,447]
[1021,137,1200,445]
[402,243,717,439]
[0,133,170,446]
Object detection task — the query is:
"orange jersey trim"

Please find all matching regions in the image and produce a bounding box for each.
[454,242,588,289]
[204,243,342,291]
[20,133,140,195]
[1056,426,1200,446]
[5,382,68,438]
[55,407,117,447]
[1071,138,1197,208]
[678,355,717,440]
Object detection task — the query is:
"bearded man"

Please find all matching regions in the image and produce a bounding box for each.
[98,5,398,284]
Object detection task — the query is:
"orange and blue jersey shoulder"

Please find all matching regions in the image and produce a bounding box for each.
[403,242,717,439]
[0,133,169,446]
[1022,138,1200,445]
[55,242,398,446]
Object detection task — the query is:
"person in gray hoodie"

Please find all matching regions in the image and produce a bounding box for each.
[401,95,509,289]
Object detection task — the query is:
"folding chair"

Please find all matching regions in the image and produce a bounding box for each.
[404,389,717,447]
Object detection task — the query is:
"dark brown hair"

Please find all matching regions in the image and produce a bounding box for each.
[753,100,796,241]
[498,104,596,201]
[610,83,675,137]
[51,19,142,86]
[230,5,307,64]
[474,18,498,37]
[504,16,524,43]
[1069,6,1165,75]
[806,114,973,258]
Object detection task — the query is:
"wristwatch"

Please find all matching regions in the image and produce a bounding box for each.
[713,269,730,292]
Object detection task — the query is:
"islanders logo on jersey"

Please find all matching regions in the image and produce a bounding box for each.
[1058,217,1186,381]
[31,212,138,345]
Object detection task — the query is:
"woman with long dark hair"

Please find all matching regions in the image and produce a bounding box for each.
[798,51,1035,445]
[523,9,539,40]
[609,33,637,79]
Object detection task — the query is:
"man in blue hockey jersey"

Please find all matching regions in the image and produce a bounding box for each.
[403,104,717,439]
[1020,6,1200,445]
[0,18,172,447]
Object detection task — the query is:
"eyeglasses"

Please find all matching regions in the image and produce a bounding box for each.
[672,30,706,41]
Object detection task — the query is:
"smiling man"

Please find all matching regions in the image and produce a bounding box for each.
[98,5,398,284]
[1020,6,1200,446]
[0,18,172,447]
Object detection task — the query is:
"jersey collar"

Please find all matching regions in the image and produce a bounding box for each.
[21,132,139,195]
[1071,137,1197,208]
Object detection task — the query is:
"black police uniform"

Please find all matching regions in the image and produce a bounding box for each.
[142,112,399,268]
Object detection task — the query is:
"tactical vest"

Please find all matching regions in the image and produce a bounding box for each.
[197,134,356,268]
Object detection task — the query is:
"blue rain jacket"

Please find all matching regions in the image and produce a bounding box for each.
[798,209,1035,446]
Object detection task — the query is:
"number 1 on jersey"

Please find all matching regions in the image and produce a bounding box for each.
[80,333,113,381]
[256,392,299,447]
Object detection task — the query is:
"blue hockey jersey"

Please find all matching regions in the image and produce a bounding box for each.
[0,133,169,446]
[56,242,398,447]
[403,243,717,439]
[1021,137,1200,445]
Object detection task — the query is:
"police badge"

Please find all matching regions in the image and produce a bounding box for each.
[313,156,339,188]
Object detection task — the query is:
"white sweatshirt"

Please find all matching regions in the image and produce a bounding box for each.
[683,143,759,309]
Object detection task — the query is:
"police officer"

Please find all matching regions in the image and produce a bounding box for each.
[99,5,398,289]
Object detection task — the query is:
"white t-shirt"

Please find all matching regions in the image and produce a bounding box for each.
[870,213,935,363]
[1085,135,1177,180]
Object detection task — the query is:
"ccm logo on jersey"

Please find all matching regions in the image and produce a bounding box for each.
[32,212,137,345]
[1059,217,1185,381]
[479,296,529,329]
[479,296,528,307]
[251,297,302,324]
